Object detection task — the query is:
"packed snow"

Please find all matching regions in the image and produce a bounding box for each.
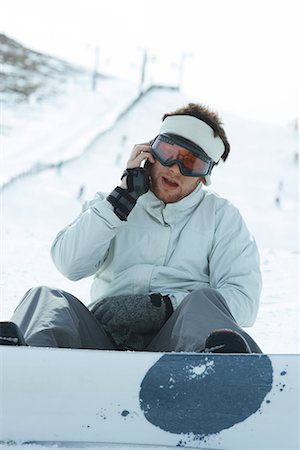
[0,73,299,450]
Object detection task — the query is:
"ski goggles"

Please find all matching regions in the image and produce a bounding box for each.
[150,134,214,177]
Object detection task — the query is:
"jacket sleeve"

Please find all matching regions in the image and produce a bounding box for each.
[51,193,122,281]
[208,202,262,327]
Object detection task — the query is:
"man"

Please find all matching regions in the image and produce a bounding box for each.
[2,103,262,353]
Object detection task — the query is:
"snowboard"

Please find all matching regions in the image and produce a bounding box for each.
[0,346,299,449]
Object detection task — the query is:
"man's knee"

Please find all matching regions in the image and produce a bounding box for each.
[25,285,53,296]
[183,287,222,306]
[18,285,64,309]
[20,286,84,315]
[180,287,233,316]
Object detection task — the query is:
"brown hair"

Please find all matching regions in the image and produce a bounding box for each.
[162,103,230,162]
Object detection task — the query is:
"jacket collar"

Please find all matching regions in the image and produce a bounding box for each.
[138,183,205,225]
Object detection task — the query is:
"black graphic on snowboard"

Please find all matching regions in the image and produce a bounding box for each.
[139,354,273,436]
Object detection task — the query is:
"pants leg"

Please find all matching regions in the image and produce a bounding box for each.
[147,288,262,353]
[11,286,116,350]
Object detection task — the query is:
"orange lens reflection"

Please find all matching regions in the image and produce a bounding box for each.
[157,142,208,172]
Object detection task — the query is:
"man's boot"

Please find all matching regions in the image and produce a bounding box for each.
[204,328,251,353]
[0,321,27,346]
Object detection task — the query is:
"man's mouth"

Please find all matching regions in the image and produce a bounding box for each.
[162,176,179,189]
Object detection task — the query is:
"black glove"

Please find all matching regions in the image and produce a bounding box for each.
[91,293,173,350]
[107,168,150,221]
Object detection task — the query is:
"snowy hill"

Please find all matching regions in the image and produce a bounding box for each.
[1,34,140,188]
[1,36,299,356]
[0,33,84,104]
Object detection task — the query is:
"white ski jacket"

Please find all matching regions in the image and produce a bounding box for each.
[51,185,262,327]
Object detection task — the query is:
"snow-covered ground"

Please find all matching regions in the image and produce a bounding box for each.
[1,72,299,450]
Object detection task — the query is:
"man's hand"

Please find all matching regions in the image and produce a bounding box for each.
[91,294,173,349]
[107,142,156,221]
[119,143,155,189]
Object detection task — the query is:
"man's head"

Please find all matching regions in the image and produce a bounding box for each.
[148,103,230,203]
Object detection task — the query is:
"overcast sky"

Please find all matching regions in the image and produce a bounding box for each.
[0,0,298,125]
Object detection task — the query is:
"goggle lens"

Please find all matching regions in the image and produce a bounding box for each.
[151,135,213,177]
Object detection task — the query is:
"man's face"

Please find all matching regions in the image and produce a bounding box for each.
[148,159,204,204]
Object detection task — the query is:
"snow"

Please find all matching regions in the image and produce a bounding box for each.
[0,73,299,450]
[2,76,139,187]
[189,360,215,379]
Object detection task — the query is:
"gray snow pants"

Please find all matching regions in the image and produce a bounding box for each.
[11,286,262,353]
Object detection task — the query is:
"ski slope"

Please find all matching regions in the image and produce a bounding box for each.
[2,76,139,187]
[1,79,299,450]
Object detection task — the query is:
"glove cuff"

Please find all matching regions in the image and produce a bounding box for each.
[107,168,150,221]
[150,294,174,322]
[107,187,138,221]
[162,295,174,320]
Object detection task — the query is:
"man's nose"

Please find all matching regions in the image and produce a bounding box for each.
[168,162,181,176]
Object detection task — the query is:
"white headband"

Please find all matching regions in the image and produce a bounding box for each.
[159,115,225,163]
